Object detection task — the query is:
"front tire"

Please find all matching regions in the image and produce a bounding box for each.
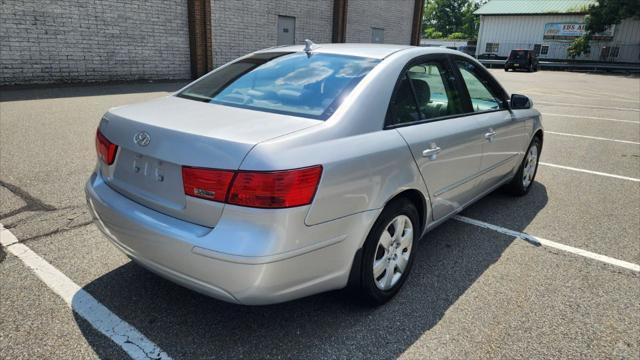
[352,198,419,305]
[505,137,541,196]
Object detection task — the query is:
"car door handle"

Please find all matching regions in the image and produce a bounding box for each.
[484,129,497,142]
[422,146,441,160]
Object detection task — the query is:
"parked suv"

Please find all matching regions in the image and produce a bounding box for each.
[505,49,539,72]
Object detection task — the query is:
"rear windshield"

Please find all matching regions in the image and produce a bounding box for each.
[177,52,380,120]
[509,50,527,60]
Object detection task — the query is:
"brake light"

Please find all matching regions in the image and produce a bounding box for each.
[95,129,118,165]
[181,165,323,208]
[182,167,235,202]
[228,166,323,208]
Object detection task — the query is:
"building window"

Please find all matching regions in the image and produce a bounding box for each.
[534,44,541,55]
[610,47,620,57]
[277,15,296,45]
[541,45,549,55]
[485,42,499,53]
[371,27,384,43]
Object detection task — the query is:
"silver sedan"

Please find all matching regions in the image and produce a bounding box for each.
[86,43,542,305]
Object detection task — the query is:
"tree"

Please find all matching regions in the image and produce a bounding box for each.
[422,0,484,39]
[586,0,640,33]
[423,0,468,36]
[568,0,640,57]
[567,36,591,58]
[461,1,482,39]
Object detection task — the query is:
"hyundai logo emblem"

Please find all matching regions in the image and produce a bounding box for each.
[133,131,151,147]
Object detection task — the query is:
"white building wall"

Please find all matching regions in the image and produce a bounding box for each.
[477,15,640,63]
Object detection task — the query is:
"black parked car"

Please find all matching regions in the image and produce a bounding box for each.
[458,45,477,57]
[505,49,539,72]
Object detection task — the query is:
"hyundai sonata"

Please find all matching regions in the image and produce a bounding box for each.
[86,43,542,305]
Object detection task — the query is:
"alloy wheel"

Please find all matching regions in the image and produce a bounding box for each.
[522,144,538,188]
[373,215,413,291]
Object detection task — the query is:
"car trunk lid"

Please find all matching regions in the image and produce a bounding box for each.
[98,96,320,227]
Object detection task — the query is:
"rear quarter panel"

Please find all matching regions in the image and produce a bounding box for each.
[240,129,429,229]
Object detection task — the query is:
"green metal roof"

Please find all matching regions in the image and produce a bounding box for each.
[474,0,596,15]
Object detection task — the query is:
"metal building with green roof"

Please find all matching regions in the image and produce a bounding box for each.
[474,0,640,63]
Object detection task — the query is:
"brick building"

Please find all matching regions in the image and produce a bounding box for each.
[0,0,424,85]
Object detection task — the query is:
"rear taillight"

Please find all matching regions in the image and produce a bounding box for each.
[228,166,323,208]
[181,165,323,208]
[182,167,234,202]
[95,129,117,165]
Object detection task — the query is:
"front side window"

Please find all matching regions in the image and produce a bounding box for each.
[456,60,504,112]
[178,52,380,120]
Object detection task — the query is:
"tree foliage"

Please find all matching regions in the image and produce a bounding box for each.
[569,0,640,57]
[422,0,483,39]
[567,36,591,58]
[448,32,467,39]
[586,0,640,33]
[424,28,445,38]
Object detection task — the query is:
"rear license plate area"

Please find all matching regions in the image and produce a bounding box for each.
[111,148,185,208]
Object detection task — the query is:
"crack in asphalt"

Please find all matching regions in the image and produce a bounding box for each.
[21,220,94,243]
[0,180,57,219]
[0,181,94,245]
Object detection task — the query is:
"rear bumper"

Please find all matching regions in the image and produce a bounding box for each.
[85,171,378,305]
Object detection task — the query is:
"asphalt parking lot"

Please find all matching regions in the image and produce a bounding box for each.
[1,70,639,359]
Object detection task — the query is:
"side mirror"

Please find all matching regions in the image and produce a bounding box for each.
[510,94,532,109]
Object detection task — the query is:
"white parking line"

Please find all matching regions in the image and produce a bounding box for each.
[541,113,640,125]
[529,92,640,104]
[453,216,640,273]
[545,131,640,145]
[539,162,640,182]
[536,101,640,112]
[0,225,172,360]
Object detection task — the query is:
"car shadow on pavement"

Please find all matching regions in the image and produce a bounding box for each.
[0,81,189,102]
[73,182,548,359]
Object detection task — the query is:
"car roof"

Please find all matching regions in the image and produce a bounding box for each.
[255,43,415,59]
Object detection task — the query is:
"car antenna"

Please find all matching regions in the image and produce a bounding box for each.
[304,39,317,56]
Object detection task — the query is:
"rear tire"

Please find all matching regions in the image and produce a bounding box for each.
[505,137,541,196]
[351,198,419,305]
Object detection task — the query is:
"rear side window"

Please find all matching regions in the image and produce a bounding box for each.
[178,52,380,120]
[509,50,526,60]
[387,74,421,125]
[407,62,464,120]
[387,60,463,126]
[456,60,504,112]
